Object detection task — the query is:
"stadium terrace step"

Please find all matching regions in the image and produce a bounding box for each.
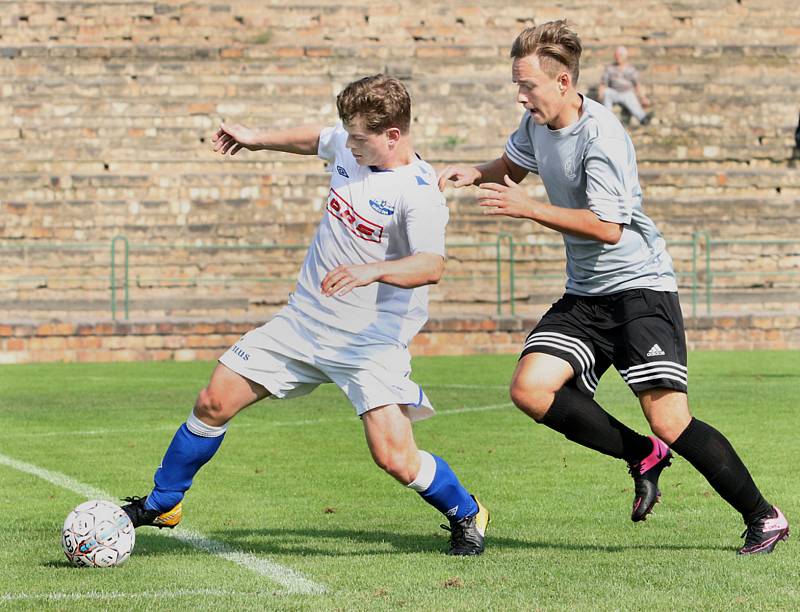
[3,0,800,325]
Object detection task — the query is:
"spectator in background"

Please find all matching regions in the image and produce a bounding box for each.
[598,46,652,125]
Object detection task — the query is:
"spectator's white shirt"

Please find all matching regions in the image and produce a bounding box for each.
[287,123,448,345]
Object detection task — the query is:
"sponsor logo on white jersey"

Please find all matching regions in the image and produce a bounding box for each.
[336,165,349,178]
[327,188,384,243]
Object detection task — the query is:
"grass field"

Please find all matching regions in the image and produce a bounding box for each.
[1,351,798,610]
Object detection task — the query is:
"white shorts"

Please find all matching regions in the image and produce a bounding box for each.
[218,305,434,421]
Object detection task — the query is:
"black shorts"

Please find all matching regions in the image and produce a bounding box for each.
[520,289,688,397]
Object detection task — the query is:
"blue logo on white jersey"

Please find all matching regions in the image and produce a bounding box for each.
[369,198,395,215]
[415,175,429,186]
[337,165,349,178]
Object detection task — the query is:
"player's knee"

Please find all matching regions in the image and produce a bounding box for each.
[509,381,552,421]
[372,451,414,485]
[194,387,230,425]
[646,414,685,446]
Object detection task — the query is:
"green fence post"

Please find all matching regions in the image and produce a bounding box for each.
[496,233,514,316]
[702,232,711,315]
[110,239,116,321]
[509,236,516,316]
[495,238,502,316]
[691,231,698,318]
[110,236,129,321]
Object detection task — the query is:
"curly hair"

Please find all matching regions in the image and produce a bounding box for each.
[336,74,411,134]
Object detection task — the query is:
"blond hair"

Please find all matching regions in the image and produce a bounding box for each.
[510,20,582,84]
[336,74,411,134]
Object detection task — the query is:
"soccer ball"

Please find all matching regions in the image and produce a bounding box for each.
[61,500,135,567]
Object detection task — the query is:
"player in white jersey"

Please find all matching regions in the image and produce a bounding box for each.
[439,21,787,555]
[121,75,489,556]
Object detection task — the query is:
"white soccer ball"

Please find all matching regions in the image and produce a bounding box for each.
[61,500,135,567]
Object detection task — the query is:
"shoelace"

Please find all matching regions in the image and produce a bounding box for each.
[121,495,144,504]
[440,522,463,540]
[441,517,481,549]
[740,522,765,548]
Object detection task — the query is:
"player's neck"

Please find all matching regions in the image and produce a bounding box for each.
[377,139,415,170]
[547,91,584,131]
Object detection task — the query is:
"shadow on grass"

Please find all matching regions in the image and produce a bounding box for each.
[126,526,732,557]
[41,559,75,568]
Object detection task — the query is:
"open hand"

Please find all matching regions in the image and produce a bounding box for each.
[211,122,261,156]
[477,175,534,219]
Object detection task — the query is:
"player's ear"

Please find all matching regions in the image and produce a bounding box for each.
[558,72,570,94]
[385,127,401,147]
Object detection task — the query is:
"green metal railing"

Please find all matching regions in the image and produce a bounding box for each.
[110,235,129,321]
[490,232,716,318]
[496,233,515,316]
[2,234,798,320]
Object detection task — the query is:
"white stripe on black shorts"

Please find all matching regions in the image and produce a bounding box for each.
[520,289,687,396]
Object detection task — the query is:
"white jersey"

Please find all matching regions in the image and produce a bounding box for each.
[286,123,449,346]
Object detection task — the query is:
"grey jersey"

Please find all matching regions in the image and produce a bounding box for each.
[504,95,677,295]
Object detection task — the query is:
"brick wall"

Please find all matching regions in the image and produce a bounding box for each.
[2,1,799,327]
[2,314,798,364]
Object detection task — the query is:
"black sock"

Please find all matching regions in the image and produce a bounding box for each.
[670,417,772,524]
[539,385,653,463]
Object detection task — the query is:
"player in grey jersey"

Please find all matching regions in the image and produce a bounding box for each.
[438,20,787,555]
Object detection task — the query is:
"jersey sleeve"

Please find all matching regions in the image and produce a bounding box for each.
[317,122,347,163]
[402,186,449,257]
[584,136,639,225]
[504,112,539,174]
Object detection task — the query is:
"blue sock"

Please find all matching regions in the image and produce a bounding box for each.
[145,414,227,512]
[409,451,478,521]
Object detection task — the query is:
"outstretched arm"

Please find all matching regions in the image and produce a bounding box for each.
[211,122,322,156]
[437,154,528,191]
[320,253,445,297]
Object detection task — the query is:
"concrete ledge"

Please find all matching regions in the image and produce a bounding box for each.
[1,314,799,364]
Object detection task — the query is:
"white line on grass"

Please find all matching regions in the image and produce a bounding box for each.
[0,452,326,596]
[0,426,179,439]
[269,402,515,428]
[0,401,515,439]
[425,383,508,390]
[440,402,514,415]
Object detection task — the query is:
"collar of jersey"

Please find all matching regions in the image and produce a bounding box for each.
[368,152,423,173]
